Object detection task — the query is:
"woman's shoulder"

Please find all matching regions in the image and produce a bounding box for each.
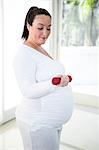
[18,43,35,55]
[16,43,39,61]
[13,43,38,67]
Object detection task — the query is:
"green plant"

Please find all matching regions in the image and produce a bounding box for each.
[64,0,98,19]
[82,0,98,9]
[81,0,98,18]
[66,0,80,5]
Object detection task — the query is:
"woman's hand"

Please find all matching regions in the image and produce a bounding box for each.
[52,75,72,87]
[58,75,70,87]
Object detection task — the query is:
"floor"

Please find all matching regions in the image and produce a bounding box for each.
[0,104,99,150]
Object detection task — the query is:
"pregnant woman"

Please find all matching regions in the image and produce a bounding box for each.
[13,6,74,150]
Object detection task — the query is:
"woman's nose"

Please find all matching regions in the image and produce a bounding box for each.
[42,29,49,37]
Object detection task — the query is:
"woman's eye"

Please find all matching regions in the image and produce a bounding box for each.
[37,27,51,31]
[38,28,43,30]
[47,28,51,31]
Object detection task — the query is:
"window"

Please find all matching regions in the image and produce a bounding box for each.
[57,0,99,106]
[61,0,99,46]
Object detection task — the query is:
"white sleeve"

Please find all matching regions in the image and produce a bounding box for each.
[13,52,57,99]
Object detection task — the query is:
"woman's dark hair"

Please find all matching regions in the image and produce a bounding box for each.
[21,7,51,40]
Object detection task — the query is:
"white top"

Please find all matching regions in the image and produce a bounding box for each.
[13,44,74,129]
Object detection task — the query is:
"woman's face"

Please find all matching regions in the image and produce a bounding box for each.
[27,15,51,45]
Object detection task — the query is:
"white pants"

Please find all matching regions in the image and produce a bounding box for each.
[17,120,62,150]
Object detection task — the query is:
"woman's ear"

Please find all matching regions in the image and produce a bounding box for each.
[27,23,30,31]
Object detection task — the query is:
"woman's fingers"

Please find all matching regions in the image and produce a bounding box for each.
[58,76,69,87]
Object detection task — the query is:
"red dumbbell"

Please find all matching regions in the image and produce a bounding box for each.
[52,75,72,85]
[52,77,61,85]
[67,75,72,82]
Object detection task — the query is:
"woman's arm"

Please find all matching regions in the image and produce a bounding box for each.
[13,52,57,99]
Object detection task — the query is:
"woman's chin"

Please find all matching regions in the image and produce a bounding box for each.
[39,39,46,45]
[41,41,46,44]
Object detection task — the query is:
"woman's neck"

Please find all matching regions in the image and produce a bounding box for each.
[24,40,42,52]
[24,40,53,59]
